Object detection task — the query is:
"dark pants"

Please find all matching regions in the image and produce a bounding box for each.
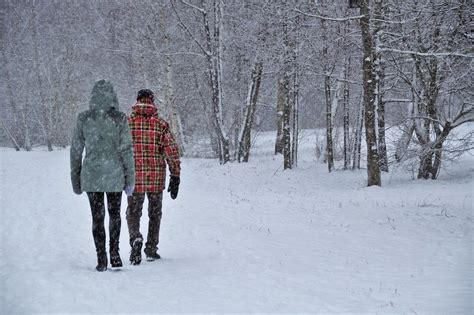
[87,192,122,255]
[126,192,163,252]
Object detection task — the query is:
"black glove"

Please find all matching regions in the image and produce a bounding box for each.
[72,182,82,195]
[167,176,180,200]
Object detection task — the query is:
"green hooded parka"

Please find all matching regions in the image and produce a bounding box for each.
[70,80,135,193]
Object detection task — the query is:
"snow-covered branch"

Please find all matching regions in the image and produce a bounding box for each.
[170,0,210,57]
[385,98,412,103]
[179,0,206,14]
[293,9,363,22]
[380,48,474,59]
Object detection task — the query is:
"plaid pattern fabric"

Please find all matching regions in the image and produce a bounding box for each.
[128,101,181,192]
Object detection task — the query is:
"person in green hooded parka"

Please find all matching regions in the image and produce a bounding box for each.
[70,80,135,272]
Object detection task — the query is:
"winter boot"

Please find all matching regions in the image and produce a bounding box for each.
[96,252,108,272]
[130,238,143,265]
[110,252,123,268]
[144,247,161,261]
[110,239,123,268]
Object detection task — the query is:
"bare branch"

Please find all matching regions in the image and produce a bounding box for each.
[451,104,474,128]
[411,116,442,125]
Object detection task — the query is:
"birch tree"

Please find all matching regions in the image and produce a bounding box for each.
[172,0,230,163]
[159,5,186,155]
[237,61,263,162]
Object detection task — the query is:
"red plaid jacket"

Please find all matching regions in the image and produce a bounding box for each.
[128,101,181,192]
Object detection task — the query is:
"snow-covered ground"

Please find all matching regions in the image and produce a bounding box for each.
[1,130,472,314]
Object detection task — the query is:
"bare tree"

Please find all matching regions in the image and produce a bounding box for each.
[388,0,473,179]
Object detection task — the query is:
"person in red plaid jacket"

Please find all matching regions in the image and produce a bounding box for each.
[126,89,181,265]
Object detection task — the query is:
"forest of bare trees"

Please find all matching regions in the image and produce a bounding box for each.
[1,0,472,186]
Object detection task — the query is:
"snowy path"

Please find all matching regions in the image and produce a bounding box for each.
[1,136,472,313]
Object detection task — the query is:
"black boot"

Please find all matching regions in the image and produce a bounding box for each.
[110,239,123,268]
[130,238,143,265]
[110,251,123,268]
[96,252,108,272]
[144,247,161,261]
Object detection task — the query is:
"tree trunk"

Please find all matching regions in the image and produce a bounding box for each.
[22,91,32,151]
[275,77,285,155]
[343,58,351,170]
[282,17,293,170]
[376,89,388,172]
[238,61,263,162]
[417,152,434,179]
[361,1,381,186]
[325,73,334,172]
[426,61,442,179]
[203,0,229,163]
[291,63,299,168]
[430,122,452,179]
[414,61,442,178]
[283,88,292,170]
[282,69,292,169]
[320,10,334,172]
[373,0,388,172]
[352,95,364,170]
[290,19,299,168]
[161,8,185,155]
[214,0,229,163]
